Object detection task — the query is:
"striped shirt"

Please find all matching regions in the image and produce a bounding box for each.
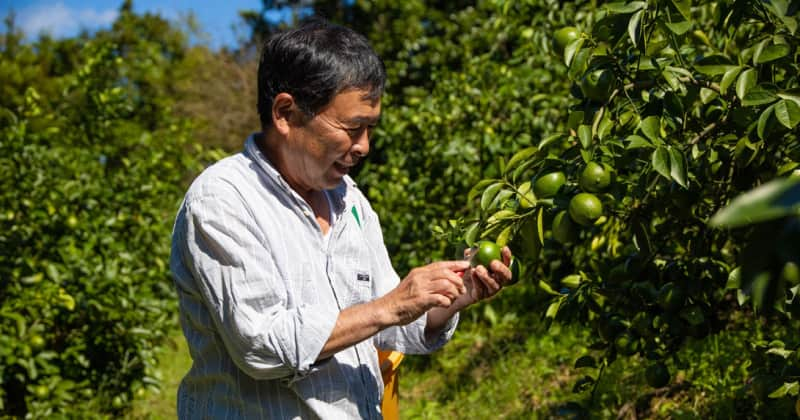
[169,135,458,419]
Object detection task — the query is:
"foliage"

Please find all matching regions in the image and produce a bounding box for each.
[454,0,800,414]
[0,7,209,417]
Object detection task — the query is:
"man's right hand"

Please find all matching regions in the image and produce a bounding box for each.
[379,260,469,326]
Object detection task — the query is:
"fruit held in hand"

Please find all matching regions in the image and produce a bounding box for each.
[471,240,502,267]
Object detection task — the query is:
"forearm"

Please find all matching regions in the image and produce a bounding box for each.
[317,296,396,360]
[424,296,469,338]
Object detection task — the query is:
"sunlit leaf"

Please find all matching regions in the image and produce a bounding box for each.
[505,147,538,175]
[480,182,503,211]
[720,66,743,94]
[668,147,688,188]
[774,99,800,129]
[709,177,800,228]
[629,10,644,47]
[578,124,592,149]
[736,68,757,101]
[742,86,779,107]
[665,20,692,35]
[652,146,671,180]
[670,0,692,20]
[605,1,646,13]
[640,116,661,141]
[754,43,791,64]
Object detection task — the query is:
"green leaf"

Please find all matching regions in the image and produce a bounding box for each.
[736,68,757,101]
[640,116,661,141]
[480,182,503,211]
[777,89,800,107]
[757,103,776,140]
[539,133,565,149]
[488,209,516,224]
[664,20,692,35]
[575,355,597,368]
[652,146,671,181]
[537,207,545,246]
[709,176,800,228]
[505,147,538,175]
[578,124,592,149]
[564,37,585,67]
[496,225,513,248]
[539,280,561,296]
[754,43,791,64]
[774,99,800,129]
[694,64,737,76]
[628,10,644,47]
[768,381,799,399]
[720,66,743,94]
[470,179,499,202]
[545,299,562,319]
[626,134,653,149]
[605,1,646,14]
[670,0,692,20]
[742,86,779,107]
[668,147,689,188]
[464,222,480,246]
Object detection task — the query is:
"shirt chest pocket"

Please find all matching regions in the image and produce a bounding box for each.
[334,227,375,307]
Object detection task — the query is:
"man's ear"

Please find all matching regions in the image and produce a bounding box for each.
[272,92,298,136]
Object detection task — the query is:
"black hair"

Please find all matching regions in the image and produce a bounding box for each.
[257,18,386,128]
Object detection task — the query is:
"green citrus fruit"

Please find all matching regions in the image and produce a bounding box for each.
[614,332,638,356]
[568,193,603,226]
[33,385,49,399]
[782,261,800,286]
[553,26,580,54]
[29,335,46,351]
[517,181,536,209]
[645,362,670,388]
[471,240,501,267]
[580,68,616,102]
[552,210,578,244]
[598,314,625,342]
[533,172,566,198]
[579,162,611,192]
[657,283,685,313]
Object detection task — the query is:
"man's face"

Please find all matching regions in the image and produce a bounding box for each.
[284,89,381,193]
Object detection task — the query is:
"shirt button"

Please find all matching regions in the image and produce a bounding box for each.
[303,210,311,217]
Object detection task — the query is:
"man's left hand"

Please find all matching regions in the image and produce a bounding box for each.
[460,246,513,305]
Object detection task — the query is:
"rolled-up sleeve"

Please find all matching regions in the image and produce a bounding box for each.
[173,188,339,381]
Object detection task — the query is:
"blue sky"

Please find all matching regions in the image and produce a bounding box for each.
[0,0,286,49]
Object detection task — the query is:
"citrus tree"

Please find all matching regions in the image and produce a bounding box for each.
[454,0,800,413]
[0,7,211,417]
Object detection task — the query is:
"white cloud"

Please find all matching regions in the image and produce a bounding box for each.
[17,2,118,38]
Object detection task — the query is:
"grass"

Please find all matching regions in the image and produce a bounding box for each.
[126,330,192,420]
[124,310,795,419]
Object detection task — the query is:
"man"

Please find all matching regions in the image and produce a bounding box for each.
[169,19,512,419]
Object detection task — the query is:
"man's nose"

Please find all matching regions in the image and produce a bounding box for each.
[352,130,370,157]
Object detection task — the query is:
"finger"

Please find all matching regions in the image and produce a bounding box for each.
[439,268,466,294]
[501,246,513,266]
[474,265,501,295]
[489,259,513,286]
[427,260,471,273]
[431,276,464,298]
